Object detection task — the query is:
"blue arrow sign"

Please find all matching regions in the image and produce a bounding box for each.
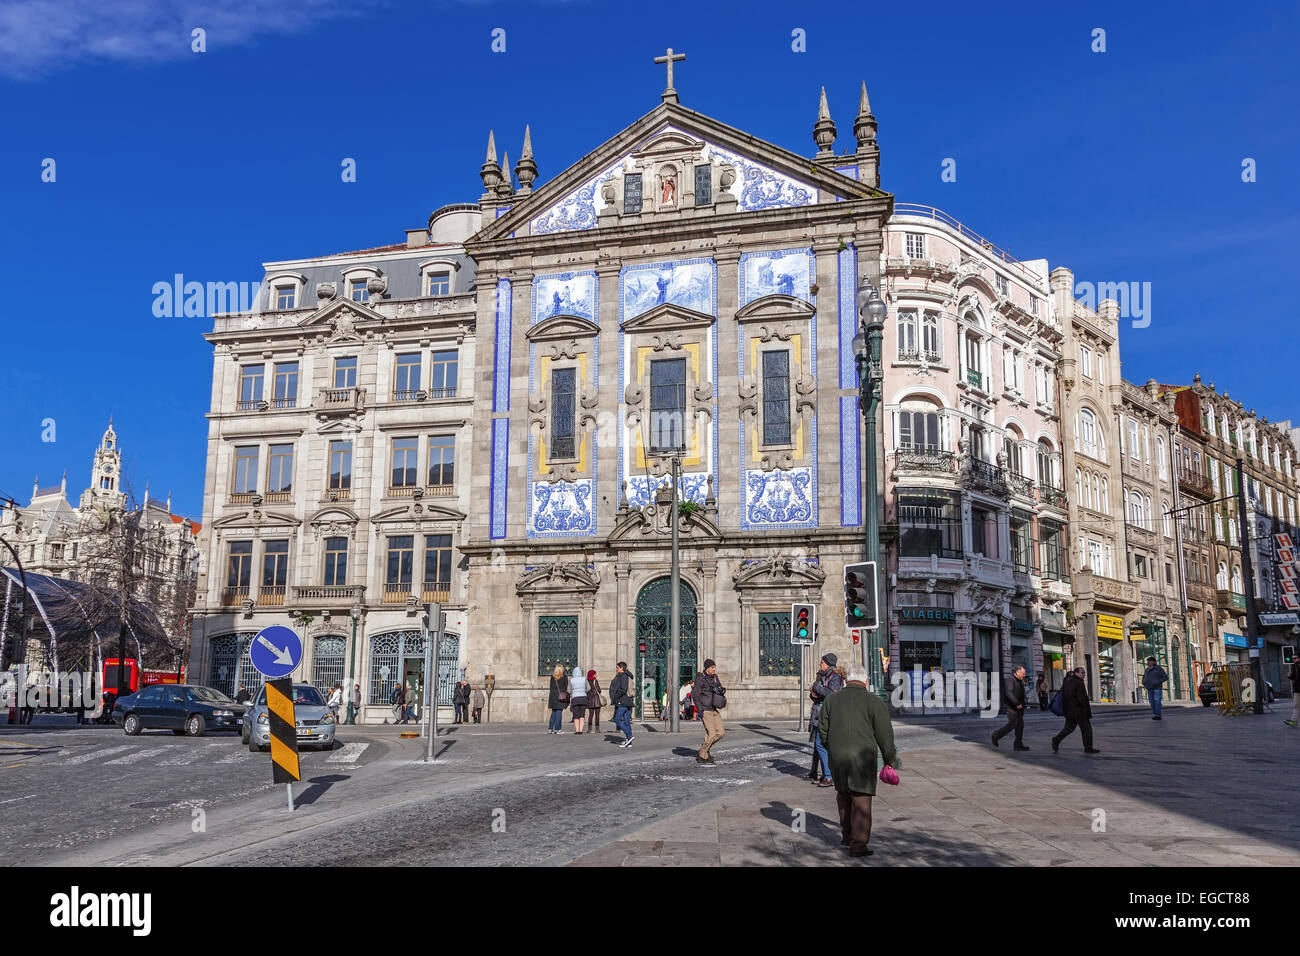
[249,625,303,679]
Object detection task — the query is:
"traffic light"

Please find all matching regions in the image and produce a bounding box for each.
[844,561,879,629]
[790,603,816,645]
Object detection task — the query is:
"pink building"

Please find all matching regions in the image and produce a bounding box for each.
[880,206,1071,711]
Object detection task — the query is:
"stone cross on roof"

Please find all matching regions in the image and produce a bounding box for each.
[654,47,686,104]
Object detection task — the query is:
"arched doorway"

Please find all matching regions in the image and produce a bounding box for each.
[635,577,698,719]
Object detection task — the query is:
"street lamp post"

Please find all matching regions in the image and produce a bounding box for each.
[345,604,360,724]
[853,277,888,691]
[0,536,30,723]
[669,455,681,735]
[1235,457,1265,715]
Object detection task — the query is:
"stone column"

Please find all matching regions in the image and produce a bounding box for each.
[615,563,630,666]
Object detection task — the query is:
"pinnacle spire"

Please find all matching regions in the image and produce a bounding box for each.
[516,125,538,193]
[485,129,498,165]
[480,130,503,192]
[818,86,831,121]
[858,80,870,116]
[521,124,533,160]
[812,86,836,157]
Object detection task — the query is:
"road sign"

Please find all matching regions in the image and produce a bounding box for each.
[265,677,300,795]
[250,625,302,679]
[790,603,816,645]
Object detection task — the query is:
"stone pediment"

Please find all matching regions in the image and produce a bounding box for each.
[734,294,816,324]
[732,557,827,589]
[371,502,468,524]
[298,299,386,335]
[211,509,298,529]
[620,301,715,334]
[525,315,601,342]
[607,505,722,543]
[468,103,887,245]
[516,562,600,595]
[307,505,360,526]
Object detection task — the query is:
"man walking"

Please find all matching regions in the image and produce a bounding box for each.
[991,665,1030,751]
[819,664,898,857]
[1142,656,1169,719]
[609,662,636,748]
[1287,657,1300,727]
[1035,673,1050,712]
[471,685,485,724]
[351,681,362,721]
[808,653,844,785]
[1051,666,1099,753]
[694,659,726,764]
[390,682,405,724]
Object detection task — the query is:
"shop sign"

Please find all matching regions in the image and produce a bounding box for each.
[1010,619,1036,634]
[899,607,955,623]
[1223,633,1248,649]
[1259,612,1299,627]
[1096,613,1125,642]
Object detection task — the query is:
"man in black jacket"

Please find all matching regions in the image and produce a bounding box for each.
[609,662,636,748]
[1052,666,1099,753]
[694,660,726,764]
[991,665,1030,751]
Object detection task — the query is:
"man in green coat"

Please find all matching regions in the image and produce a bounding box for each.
[818,664,898,857]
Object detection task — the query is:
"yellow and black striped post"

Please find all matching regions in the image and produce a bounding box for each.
[266,678,300,809]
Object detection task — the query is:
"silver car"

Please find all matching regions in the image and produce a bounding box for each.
[241,682,337,752]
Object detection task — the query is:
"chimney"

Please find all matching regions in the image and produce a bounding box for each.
[406,228,429,249]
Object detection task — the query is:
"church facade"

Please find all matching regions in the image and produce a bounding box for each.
[462,83,891,721]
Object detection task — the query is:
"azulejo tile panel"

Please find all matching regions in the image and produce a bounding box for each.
[840,395,861,527]
[529,479,594,535]
[534,271,597,323]
[838,244,857,389]
[490,418,510,540]
[743,467,814,526]
[622,259,715,320]
[626,473,708,510]
[492,278,512,412]
[739,248,814,305]
[530,160,622,236]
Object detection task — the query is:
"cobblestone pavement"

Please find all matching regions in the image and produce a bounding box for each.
[571,703,1300,866]
[3,702,1295,866]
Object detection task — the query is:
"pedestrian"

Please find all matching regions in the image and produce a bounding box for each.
[453,679,469,724]
[808,652,844,786]
[991,665,1030,751]
[693,659,726,764]
[570,665,588,734]
[679,679,695,720]
[351,681,361,721]
[1142,656,1169,720]
[327,682,343,722]
[659,689,670,721]
[585,670,602,733]
[390,682,405,724]
[235,686,252,705]
[609,661,636,747]
[1286,657,1300,727]
[818,664,898,858]
[403,681,417,723]
[1035,673,1050,712]
[472,685,485,724]
[547,664,570,734]
[1051,666,1100,753]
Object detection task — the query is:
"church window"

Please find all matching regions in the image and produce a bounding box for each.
[758,612,798,676]
[761,350,791,446]
[623,173,642,215]
[694,164,712,205]
[537,615,578,677]
[648,358,687,453]
[551,366,577,459]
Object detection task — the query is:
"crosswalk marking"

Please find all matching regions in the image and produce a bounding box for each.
[157,749,206,767]
[63,745,134,765]
[104,747,167,765]
[326,742,368,764]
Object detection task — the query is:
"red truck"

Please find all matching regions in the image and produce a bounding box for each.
[99,659,185,719]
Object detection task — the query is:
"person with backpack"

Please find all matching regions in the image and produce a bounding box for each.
[547,665,570,734]
[570,665,589,734]
[693,659,726,764]
[1142,656,1169,720]
[991,665,1030,750]
[808,653,844,786]
[609,661,636,748]
[1285,658,1299,727]
[1051,666,1099,753]
[390,683,406,724]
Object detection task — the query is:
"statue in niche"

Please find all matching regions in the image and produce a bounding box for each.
[658,167,677,208]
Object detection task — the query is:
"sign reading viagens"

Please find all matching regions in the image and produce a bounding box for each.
[898,607,955,622]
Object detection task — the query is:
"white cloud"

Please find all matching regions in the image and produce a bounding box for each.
[0,0,382,80]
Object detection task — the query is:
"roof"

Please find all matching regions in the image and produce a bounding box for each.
[170,514,201,534]
[291,240,459,263]
[33,486,64,498]
[1,567,172,652]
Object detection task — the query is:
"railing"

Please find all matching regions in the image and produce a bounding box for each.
[897,349,944,364]
[392,389,425,402]
[428,386,458,400]
[293,585,362,603]
[1007,472,1035,497]
[894,449,958,474]
[383,583,413,604]
[1216,589,1247,612]
[230,492,259,504]
[892,203,1044,281]
[966,369,984,390]
[322,387,357,405]
[1038,483,1069,508]
[258,586,286,607]
[271,396,297,410]
[325,486,352,501]
[963,457,1007,494]
[424,484,455,497]
[421,584,451,603]
[236,399,266,412]
[316,387,365,413]
[1179,469,1212,497]
[388,485,418,498]
[221,586,250,606]
[264,491,292,503]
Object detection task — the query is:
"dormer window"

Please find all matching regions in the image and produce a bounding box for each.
[264,272,306,311]
[419,258,461,299]
[275,285,296,309]
[348,278,369,302]
[427,271,450,296]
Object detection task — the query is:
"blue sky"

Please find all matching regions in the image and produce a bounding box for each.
[1,0,1297,519]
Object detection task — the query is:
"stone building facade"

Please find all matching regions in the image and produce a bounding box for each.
[460,85,892,722]
[186,207,480,719]
[880,209,1070,710]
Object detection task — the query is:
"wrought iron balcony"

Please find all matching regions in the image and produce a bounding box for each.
[1038,483,1069,508]
[1178,468,1212,498]
[392,389,426,403]
[1006,472,1035,497]
[428,386,458,400]
[1215,589,1247,613]
[894,448,958,475]
[961,456,1008,495]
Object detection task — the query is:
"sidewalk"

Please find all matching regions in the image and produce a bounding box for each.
[570,706,1300,867]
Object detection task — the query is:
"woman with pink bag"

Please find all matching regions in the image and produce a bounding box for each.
[817,663,899,858]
